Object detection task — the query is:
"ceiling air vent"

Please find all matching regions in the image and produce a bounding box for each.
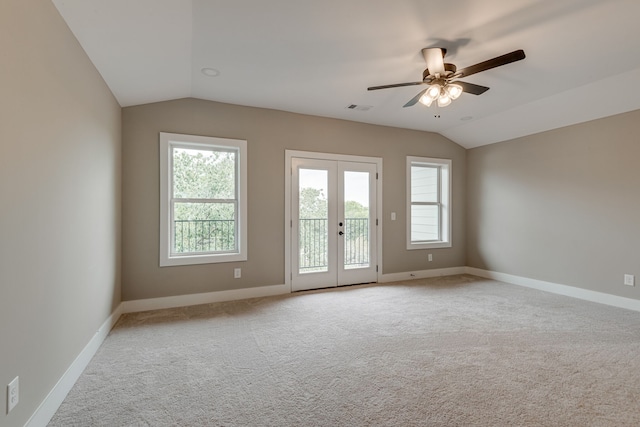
[346,104,373,112]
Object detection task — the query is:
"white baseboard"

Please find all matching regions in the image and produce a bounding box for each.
[26,304,124,427]
[122,271,482,313]
[25,268,640,426]
[379,266,466,283]
[465,267,640,313]
[121,283,290,313]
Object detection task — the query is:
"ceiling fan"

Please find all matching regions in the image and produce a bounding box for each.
[368,48,526,108]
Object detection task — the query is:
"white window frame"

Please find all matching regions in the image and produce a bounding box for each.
[159,132,247,266]
[406,156,451,250]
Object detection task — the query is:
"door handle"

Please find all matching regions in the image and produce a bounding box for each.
[338,231,344,236]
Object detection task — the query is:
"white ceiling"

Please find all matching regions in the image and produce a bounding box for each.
[52,0,640,148]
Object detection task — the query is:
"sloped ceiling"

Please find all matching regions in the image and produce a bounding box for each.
[52,0,640,148]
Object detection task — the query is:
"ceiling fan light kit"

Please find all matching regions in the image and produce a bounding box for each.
[368,47,526,109]
[419,82,463,107]
[445,83,463,100]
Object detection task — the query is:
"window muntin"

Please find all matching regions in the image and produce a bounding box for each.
[407,157,451,249]
[160,133,247,266]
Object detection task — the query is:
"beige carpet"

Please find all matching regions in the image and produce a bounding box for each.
[49,275,640,426]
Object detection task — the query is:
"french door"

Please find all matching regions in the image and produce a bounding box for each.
[291,157,377,291]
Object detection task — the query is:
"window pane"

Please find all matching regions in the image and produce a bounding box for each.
[411,165,438,203]
[344,171,369,269]
[411,205,439,242]
[173,147,236,199]
[298,169,328,273]
[173,202,236,253]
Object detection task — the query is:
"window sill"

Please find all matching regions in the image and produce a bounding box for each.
[160,252,247,267]
[407,241,451,250]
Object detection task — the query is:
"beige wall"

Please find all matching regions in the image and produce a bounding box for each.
[8,3,638,425]
[122,98,466,300]
[467,110,640,299]
[0,1,121,426]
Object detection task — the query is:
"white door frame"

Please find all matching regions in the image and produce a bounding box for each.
[285,150,383,292]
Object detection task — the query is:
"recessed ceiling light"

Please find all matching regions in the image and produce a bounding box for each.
[201,67,220,77]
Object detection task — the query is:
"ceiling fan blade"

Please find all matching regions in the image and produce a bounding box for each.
[403,88,428,108]
[456,49,525,78]
[367,82,424,91]
[456,81,490,95]
[422,47,445,75]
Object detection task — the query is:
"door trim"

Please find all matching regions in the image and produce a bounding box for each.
[285,150,383,292]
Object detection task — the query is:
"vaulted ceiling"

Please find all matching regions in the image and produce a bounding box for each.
[52,0,640,148]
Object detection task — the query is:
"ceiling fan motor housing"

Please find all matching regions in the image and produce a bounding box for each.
[423,63,457,81]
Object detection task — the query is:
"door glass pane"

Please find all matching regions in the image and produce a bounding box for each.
[343,171,370,269]
[411,165,438,203]
[299,169,328,273]
[411,205,440,242]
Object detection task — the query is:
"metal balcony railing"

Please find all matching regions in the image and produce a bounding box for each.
[299,218,369,272]
[344,218,369,269]
[173,218,369,268]
[299,218,328,270]
[173,219,235,253]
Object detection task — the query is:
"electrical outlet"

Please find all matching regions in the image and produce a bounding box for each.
[234,268,241,279]
[7,376,18,414]
[428,254,433,262]
[624,274,635,286]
